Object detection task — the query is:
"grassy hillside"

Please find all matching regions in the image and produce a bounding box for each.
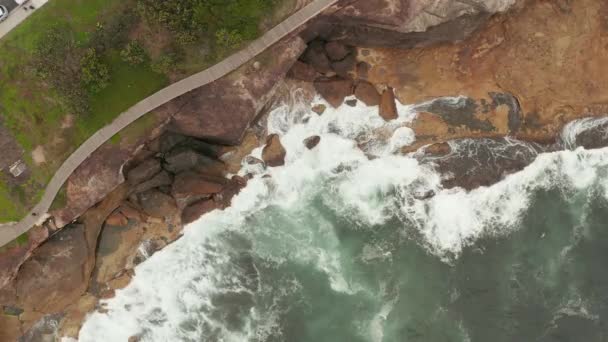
[0,0,283,223]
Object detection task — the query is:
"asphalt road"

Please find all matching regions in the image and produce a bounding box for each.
[0,0,18,13]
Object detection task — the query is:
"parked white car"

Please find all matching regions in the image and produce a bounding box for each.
[0,5,8,22]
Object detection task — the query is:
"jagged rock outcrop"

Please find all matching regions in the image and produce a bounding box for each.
[262,134,287,167]
[168,37,307,145]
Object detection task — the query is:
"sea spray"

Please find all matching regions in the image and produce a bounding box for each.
[77,100,608,341]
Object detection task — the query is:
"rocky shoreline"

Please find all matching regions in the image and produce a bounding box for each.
[2,0,608,340]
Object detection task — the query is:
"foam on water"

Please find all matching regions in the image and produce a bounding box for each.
[76,97,608,341]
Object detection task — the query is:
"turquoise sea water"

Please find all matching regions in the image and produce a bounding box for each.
[78,99,608,342]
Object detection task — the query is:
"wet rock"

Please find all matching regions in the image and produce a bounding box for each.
[354,81,380,106]
[379,87,399,121]
[163,147,224,175]
[126,158,161,185]
[325,41,351,61]
[171,172,225,209]
[345,99,357,107]
[262,134,287,167]
[417,97,494,131]
[182,200,219,225]
[430,138,545,190]
[313,77,354,108]
[302,40,332,74]
[424,142,452,157]
[132,170,173,194]
[243,156,262,166]
[137,189,178,218]
[489,92,522,133]
[287,61,318,82]
[312,104,327,115]
[304,135,321,149]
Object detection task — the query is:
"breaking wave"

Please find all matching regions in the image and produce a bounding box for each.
[76,98,608,341]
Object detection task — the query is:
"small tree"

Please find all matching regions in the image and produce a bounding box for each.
[120,41,147,66]
[81,48,110,93]
[215,28,242,56]
[151,54,177,74]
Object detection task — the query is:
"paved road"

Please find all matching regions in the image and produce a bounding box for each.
[0,0,338,247]
[0,0,48,40]
[0,0,19,13]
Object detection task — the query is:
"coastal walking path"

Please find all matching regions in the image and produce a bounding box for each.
[0,0,338,247]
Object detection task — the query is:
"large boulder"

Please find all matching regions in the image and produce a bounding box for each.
[325,41,351,61]
[126,158,161,185]
[171,172,225,209]
[287,61,318,82]
[301,40,332,74]
[13,224,89,314]
[168,37,306,145]
[132,170,173,194]
[262,134,287,167]
[379,87,399,121]
[354,81,381,106]
[163,147,224,175]
[313,77,354,108]
[182,200,219,225]
[137,189,178,218]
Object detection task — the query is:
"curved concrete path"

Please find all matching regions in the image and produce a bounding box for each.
[0,0,337,247]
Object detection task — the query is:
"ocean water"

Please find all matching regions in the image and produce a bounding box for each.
[76,98,608,342]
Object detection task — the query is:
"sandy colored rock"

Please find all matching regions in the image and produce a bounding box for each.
[313,77,353,108]
[379,87,399,121]
[0,314,21,342]
[262,134,287,167]
[354,81,380,106]
[105,211,129,227]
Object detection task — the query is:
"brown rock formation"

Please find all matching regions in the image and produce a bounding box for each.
[354,81,380,106]
[182,200,218,225]
[287,61,318,82]
[379,87,399,121]
[169,37,306,145]
[262,134,287,167]
[313,77,354,108]
[325,41,351,61]
[171,172,225,209]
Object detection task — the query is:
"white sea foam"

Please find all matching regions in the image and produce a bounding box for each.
[77,96,608,341]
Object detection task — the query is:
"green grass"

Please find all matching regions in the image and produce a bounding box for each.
[0,0,286,226]
[76,51,168,138]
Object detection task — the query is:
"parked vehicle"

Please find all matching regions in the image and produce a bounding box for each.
[0,5,7,22]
